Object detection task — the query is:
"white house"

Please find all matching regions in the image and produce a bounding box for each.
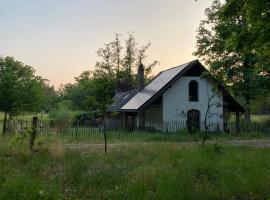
[108,60,245,132]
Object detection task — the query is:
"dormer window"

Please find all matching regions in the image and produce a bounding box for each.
[189,80,198,102]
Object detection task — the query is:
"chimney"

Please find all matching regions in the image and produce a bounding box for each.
[137,63,145,92]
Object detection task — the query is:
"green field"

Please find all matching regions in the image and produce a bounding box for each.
[1,136,270,200]
[0,112,49,121]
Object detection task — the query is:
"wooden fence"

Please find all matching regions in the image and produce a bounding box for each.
[0,118,269,141]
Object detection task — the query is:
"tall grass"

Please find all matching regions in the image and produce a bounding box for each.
[1,136,270,199]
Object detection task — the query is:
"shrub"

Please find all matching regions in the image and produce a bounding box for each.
[49,101,75,133]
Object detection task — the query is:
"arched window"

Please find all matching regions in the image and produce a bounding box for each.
[189,80,198,102]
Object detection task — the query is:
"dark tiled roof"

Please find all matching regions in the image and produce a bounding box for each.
[107,89,137,112]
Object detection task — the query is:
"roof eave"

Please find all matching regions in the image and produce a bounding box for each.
[119,109,139,113]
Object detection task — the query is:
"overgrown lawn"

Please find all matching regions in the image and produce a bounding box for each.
[1,137,270,199]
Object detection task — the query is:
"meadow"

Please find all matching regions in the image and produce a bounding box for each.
[1,135,270,200]
[0,112,270,199]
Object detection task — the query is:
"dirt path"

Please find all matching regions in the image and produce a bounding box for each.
[59,142,195,149]
[55,139,270,150]
[223,139,270,147]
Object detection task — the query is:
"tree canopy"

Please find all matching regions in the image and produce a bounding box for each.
[60,33,158,114]
[0,56,46,116]
[194,0,270,121]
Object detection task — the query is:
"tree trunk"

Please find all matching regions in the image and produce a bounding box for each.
[2,112,7,136]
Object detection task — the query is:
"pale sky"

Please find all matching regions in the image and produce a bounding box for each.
[0,0,213,88]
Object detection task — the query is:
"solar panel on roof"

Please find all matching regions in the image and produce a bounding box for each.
[121,63,189,110]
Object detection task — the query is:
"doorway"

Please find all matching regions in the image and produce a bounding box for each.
[187,109,200,132]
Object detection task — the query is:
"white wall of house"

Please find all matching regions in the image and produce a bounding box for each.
[162,76,223,131]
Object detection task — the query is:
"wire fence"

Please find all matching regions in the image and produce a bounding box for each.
[0,117,270,142]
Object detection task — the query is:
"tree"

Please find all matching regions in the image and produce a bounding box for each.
[202,83,222,146]
[94,32,159,92]
[61,32,158,114]
[188,82,222,147]
[91,78,115,155]
[194,0,270,122]
[0,56,45,134]
[222,0,270,60]
[41,79,58,113]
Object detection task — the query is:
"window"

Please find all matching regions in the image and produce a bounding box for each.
[189,80,198,102]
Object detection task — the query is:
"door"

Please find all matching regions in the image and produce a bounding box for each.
[187,109,200,132]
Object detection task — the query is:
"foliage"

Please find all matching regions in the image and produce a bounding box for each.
[1,138,270,199]
[222,0,270,63]
[42,81,58,113]
[194,0,270,121]
[49,101,75,123]
[0,56,46,116]
[59,33,158,114]
[94,32,158,91]
[251,91,270,114]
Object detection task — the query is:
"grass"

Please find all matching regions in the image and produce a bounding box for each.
[0,112,49,121]
[54,130,198,144]
[251,114,270,122]
[228,114,270,123]
[1,136,270,199]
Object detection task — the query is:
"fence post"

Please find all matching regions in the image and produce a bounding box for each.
[103,118,107,155]
[75,121,79,139]
[236,110,240,133]
[2,112,7,135]
[30,117,38,151]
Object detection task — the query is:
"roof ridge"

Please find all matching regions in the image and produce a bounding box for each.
[140,59,198,88]
[159,59,198,73]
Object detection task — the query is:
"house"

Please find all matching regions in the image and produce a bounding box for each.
[107,60,245,132]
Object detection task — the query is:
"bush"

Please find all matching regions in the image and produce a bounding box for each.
[49,101,75,133]
[49,101,75,121]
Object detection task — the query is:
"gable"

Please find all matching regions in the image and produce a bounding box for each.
[120,60,245,112]
[162,76,224,122]
[120,60,202,111]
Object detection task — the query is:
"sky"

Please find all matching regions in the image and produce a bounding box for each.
[0,0,213,88]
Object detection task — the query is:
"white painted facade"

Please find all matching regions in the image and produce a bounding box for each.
[162,76,223,131]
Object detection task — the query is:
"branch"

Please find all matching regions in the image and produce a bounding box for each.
[207,112,220,119]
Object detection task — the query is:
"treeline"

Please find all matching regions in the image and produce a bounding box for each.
[57,33,158,116]
[46,32,159,126]
[1,0,270,130]
[0,33,158,134]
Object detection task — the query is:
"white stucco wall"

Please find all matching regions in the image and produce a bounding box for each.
[162,76,223,131]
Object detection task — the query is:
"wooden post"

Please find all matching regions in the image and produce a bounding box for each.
[30,117,38,151]
[75,120,79,139]
[2,112,7,136]
[138,111,145,130]
[124,113,127,131]
[103,116,107,155]
[236,110,240,134]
